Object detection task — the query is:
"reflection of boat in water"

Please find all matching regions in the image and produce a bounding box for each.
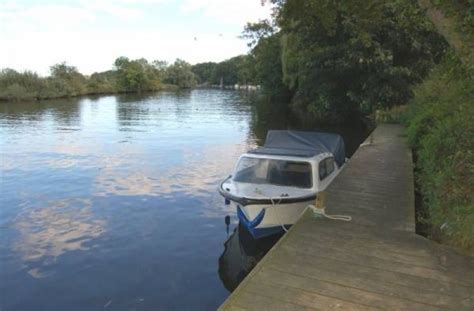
[218,224,282,292]
[219,130,346,238]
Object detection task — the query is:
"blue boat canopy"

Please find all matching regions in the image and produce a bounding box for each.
[249,130,346,167]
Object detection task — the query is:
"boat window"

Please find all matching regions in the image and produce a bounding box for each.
[319,157,335,181]
[319,160,326,180]
[233,157,312,188]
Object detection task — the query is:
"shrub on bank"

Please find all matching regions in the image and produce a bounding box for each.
[407,53,474,252]
[375,105,409,124]
[0,58,193,101]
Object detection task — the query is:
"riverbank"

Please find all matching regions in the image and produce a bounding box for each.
[0,83,180,102]
[0,58,197,102]
[0,84,263,103]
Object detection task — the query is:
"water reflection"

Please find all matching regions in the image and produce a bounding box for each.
[218,224,282,292]
[14,198,106,278]
[0,90,369,310]
[0,97,81,126]
[92,143,249,200]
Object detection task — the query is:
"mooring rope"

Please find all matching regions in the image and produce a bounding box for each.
[307,204,352,221]
[268,192,352,236]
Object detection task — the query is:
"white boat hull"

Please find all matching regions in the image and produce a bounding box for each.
[230,199,313,238]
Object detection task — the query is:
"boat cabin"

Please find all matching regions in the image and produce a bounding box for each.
[221,130,346,200]
[231,152,338,193]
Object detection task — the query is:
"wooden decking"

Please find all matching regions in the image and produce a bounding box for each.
[219,124,474,310]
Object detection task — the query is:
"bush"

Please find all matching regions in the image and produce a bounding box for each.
[0,69,44,101]
[407,52,474,252]
[375,105,408,124]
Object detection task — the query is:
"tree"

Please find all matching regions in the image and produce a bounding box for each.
[49,62,87,96]
[0,68,45,100]
[164,59,197,88]
[246,0,447,122]
[243,22,290,100]
[192,62,217,85]
[113,57,161,92]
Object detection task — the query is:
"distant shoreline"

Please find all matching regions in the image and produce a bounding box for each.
[0,84,260,103]
[0,84,179,103]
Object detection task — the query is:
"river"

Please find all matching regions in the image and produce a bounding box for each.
[0,90,369,310]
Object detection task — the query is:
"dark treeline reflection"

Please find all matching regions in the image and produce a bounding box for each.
[0,97,82,127]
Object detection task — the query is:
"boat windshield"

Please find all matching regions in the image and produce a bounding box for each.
[233,157,312,188]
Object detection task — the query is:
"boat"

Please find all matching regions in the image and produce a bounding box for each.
[218,130,346,239]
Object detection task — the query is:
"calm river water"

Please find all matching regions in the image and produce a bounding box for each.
[0,90,368,310]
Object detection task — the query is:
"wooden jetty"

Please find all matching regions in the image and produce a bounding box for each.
[219,124,474,310]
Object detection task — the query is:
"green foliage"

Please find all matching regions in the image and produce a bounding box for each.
[114,57,162,92]
[191,62,217,85]
[237,55,257,85]
[375,105,408,124]
[0,58,196,101]
[252,33,290,100]
[191,55,257,86]
[49,62,87,96]
[87,71,116,94]
[406,53,474,251]
[247,0,447,122]
[164,59,197,88]
[241,19,276,47]
[419,0,474,71]
[211,59,238,85]
[432,0,474,33]
[0,68,45,101]
[0,63,90,100]
[212,56,244,85]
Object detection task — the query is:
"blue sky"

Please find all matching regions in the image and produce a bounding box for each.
[0,0,272,75]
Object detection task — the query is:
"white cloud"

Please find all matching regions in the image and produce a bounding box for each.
[1,4,96,35]
[1,29,250,75]
[0,0,272,75]
[180,0,272,25]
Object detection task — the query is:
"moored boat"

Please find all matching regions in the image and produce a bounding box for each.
[218,130,346,239]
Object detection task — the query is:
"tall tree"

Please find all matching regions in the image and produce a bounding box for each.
[246,0,447,121]
[164,59,197,88]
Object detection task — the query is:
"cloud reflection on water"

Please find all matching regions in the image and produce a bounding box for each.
[92,143,252,200]
[14,198,105,278]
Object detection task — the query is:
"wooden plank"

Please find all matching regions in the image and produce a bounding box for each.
[289,229,436,265]
[244,279,375,311]
[266,256,472,308]
[225,305,248,311]
[286,233,442,269]
[291,219,438,258]
[229,291,317,311]
[268,247,474,299]
[281,243,472,287]
[255,267,441,310]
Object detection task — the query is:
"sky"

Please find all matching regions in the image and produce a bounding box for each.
[0,0,272,76]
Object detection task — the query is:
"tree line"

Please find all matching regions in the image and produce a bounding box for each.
[191,55,257,86]
[0,55,258,101]
[243,0,448,122]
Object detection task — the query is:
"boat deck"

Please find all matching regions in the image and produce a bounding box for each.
[219,124,474,310]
